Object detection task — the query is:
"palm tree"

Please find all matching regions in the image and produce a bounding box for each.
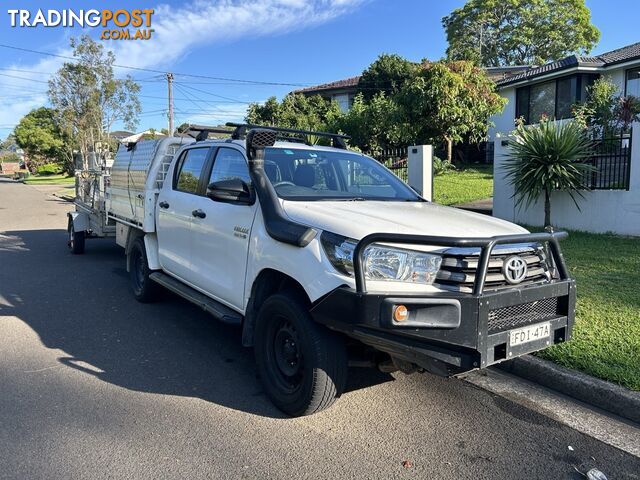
[504,120,594,228]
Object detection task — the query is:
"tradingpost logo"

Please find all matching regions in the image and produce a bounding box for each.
[7,9,155,41]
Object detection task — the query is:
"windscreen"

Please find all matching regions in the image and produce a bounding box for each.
[262,147,421,201]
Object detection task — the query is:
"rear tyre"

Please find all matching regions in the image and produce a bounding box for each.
[255,292,348,416]
[68,222,85,255]
[128,237,160,303]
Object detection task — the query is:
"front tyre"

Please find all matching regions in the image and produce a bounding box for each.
[127,237,160,303]
[255,292,348,416]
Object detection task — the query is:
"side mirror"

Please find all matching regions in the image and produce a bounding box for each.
[206,178,253,205]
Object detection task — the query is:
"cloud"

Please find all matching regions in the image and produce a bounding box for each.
[0,55,68,135]
[113,0,363,69]
[0,0,362,135]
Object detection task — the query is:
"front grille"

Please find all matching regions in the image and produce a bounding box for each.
[488,297,560,333]
[435,244,552,293]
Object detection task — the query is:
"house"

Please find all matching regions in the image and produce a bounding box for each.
[294,76,360,111]
[294,66,531,112]
[489,42,640,138]
[491,42,640,236]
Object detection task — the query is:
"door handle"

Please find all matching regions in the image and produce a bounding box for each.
[159,201,170,209]
[192,209,206,219]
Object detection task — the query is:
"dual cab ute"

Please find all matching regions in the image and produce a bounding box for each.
[69,123,576,416]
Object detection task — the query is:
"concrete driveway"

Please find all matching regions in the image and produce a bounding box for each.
[1,179,639,479]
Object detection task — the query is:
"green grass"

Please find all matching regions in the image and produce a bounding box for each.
[433,164,493,206]
[23,174,75,185]
[536,230,640,391]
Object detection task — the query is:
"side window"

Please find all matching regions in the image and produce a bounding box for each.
[208,148,251,184]
[174,148,209,194]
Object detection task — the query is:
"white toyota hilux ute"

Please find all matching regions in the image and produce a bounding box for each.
[76,123,576,417]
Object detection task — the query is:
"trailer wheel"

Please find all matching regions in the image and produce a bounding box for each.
[68,222,85,255]
[128,237,160,303]
[254,292,348,416]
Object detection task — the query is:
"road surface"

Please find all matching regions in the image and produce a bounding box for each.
[1,179,639,479]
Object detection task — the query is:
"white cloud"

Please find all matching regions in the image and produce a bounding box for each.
[0,0,363,135]
[113,0,363,69]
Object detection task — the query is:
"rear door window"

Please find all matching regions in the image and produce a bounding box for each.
[174,148,210,194]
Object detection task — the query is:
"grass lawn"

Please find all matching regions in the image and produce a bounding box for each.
[536,230,640,391]
[23,174,75,186]
[433,164,493,206]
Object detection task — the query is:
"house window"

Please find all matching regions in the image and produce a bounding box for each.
[556,76,578,119]
[516,74,599,124]
[529,80,556,122]
[626,69,640,98]
[332,93,350,112]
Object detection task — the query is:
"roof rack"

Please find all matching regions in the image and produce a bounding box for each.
[226,123,350,149]
[184,123,351,150]
[185,125,237,142]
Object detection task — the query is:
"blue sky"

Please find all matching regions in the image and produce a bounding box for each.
[0,0,639,137]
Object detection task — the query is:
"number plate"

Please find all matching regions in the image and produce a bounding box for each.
[509,322,550,347]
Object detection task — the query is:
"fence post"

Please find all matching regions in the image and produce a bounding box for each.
[407,145,433,201]
[492,135,517,222]
[630,124,640,191]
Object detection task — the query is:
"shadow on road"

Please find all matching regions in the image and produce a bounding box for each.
[0,228,393,419]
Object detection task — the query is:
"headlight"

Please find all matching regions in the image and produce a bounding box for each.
[320,232,442,285]
[320,231,357,276]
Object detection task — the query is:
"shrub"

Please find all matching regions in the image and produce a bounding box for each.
[36,163,65,175]
[433,156,456,176]
[504,120,594,228]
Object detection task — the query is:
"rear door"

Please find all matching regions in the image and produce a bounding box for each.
[189,146,257,310]
[156,146,212,281]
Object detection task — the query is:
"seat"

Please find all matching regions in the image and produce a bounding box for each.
[293,165,315,188]
[264,161,281,183]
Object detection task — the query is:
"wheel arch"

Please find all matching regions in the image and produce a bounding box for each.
[242,268,310,347]
[67,211,90,233]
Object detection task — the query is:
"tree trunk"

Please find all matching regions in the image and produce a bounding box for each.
[544,189,551,228]
[446,137,453,163]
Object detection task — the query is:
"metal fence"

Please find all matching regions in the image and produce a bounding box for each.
[373,147,408,182]
[582,133,632,190]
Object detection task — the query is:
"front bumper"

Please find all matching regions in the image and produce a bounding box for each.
[311,280,575,376]
[310,231,576,377]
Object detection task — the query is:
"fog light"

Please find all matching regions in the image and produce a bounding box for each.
[393,305,409,322]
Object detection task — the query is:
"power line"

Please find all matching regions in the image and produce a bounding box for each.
[0,72,49,84]
[174,82,247,104]
[172,84,249,116]
[0,43,310,87]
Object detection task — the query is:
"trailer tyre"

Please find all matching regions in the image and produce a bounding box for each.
[254,292,348,416]
[128,237,160,303]
[68,222,85,255]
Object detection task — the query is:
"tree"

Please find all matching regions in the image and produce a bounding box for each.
[443,0,600,66]
[1,133,16,150]
[334,92,405,154]
[174,123,192,135]
[573,77,640,137]
[246,93,342,144]
[14,107,67,172]
[395,61,506,162]
[48,35,141,169]
[357,54,418,100]
[504,120,594,228]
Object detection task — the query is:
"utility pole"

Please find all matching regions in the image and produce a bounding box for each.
[167,72,174,135]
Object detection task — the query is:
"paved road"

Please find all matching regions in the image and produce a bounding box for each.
[1,179,639,479]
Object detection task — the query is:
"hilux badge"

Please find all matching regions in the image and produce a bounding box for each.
[503,255,528,284]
